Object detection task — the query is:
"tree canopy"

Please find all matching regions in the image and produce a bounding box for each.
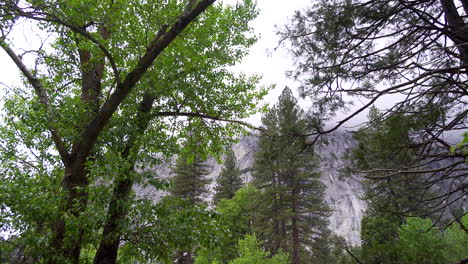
[0,0,267,263]
[280,0,467,217]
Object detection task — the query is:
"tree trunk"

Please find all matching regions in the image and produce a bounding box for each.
[48,163,89,264]
[271,175,281,255]
[37,1,216,262]
[291,189,300,264]
[93,94,155,264]
[93,179,133,264]
[440,0,468,68]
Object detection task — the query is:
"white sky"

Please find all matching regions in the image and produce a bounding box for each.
[237,0,373,129]
[234,0,310,124]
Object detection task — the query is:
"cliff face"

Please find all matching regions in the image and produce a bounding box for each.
[136,131,367,246]
[315,132,366,246]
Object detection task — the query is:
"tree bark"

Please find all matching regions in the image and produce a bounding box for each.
[93,179,133,264]
[93,94,155,264]
[454,257,468,264]
[291,188,300,264]
[440,0,468,68]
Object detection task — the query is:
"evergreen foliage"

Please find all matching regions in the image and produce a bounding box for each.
[171,156,211,205]
[253,87,331,264]
[350,107,444,264]
[280,0,467,220]
[213,148,243,204]
[170,155,212,264]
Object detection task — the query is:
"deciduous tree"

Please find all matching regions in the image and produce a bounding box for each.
[0,0,266,263]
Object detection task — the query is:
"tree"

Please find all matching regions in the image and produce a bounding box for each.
[253,87,331,264]
[397,216,468,264]
[195,185,258,264]
[228,234,289,264]
[350,107,446,264]
[359,214,403,264]
[340,215,468,264]
[0,1,266,263]
[279,0,468,213]
[171,155,211,205]
[213,148,243,204]
[169,156,210,264]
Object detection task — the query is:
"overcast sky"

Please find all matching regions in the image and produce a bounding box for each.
[237,0,375,129]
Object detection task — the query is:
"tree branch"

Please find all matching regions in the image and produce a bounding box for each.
[0,40,70,164]
[454,257,468,264]
[154,111,262,132]
[71,0,216,167]
[344,244,363,264]
[359,160,466,179]
[304,67,466,146]
[7,5,121,85]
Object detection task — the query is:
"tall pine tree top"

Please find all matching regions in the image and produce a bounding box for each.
[213,148,243,204]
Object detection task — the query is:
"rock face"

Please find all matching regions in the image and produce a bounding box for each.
[315,132,366,246]
[137,131,367,246]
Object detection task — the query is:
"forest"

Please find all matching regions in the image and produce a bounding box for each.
[0,0,467,263]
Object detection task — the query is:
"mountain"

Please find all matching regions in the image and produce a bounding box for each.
[135,130,367,246]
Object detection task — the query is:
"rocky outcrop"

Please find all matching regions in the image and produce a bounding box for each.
[315,132,366,246]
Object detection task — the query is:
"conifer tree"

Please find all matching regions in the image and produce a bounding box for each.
[350,107,442,264]
[171,156,211,205]
[213,148,243,204]
[253,87,331,264]
[170,154,211,264]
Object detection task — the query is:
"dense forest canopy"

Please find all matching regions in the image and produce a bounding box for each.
[0,0,467,264]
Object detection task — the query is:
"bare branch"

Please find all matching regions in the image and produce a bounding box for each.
[154,111,263,132]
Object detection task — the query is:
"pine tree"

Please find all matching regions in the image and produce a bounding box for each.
[213,148,243,204]
[350,107,441,264]
[170,155,211,264]
[171,155,211,205]
[253,87,331,264]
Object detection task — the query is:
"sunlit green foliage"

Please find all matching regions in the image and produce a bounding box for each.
[228,234,289,264]
[398,216,468,264]
[195,185,258,264]
[350,216,468,264]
